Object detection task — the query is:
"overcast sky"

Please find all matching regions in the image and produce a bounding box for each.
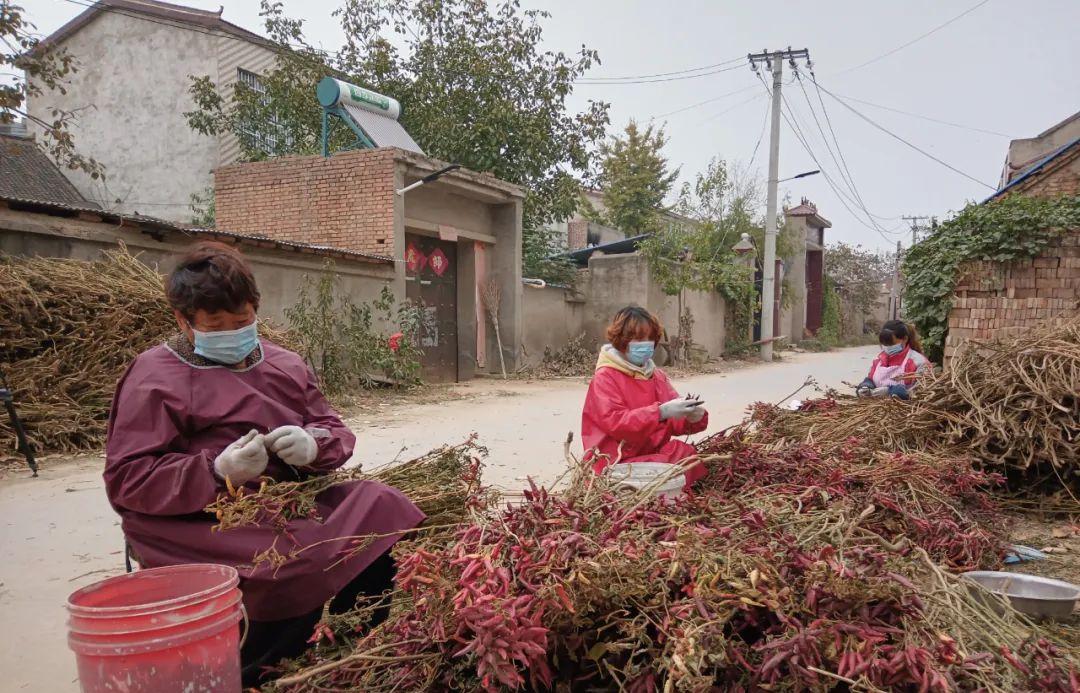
[30,0,1080,250]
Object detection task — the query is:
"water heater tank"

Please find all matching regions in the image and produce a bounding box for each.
[317,77,402,120]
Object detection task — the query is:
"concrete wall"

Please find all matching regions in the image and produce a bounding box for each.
[585,253,727,358]
[521,285,587,361]
[781,246,807,342]
[26,10,275,221]
[404,184,496,237]
[0,207,395,324]
[1000,113,1080,187]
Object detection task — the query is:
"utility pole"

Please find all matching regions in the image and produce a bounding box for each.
[902,215,930,246]
[749,47,810,361]
[890,240,902,320]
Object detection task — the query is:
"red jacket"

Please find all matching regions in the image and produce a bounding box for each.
[582,356,708,484]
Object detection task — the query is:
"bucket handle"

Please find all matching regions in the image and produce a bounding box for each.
[239,602,250,649]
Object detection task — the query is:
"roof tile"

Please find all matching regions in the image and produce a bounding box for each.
[0,135,94,207]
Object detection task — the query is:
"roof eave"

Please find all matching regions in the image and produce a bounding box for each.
[34,0,274,54]
[983,136,1080,203]
[0,195,394,265]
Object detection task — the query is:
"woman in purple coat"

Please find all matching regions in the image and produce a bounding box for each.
[104,242,425,686]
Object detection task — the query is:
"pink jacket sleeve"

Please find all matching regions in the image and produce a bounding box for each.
[104,363,222,516]
[656,371,709,436]
[585,370,662,444]
[299,365,356,474]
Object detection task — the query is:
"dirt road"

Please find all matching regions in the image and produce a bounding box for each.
[0,346,875,691]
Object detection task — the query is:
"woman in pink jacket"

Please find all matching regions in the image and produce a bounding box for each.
[857,320,930,400]
[581,306,709,487]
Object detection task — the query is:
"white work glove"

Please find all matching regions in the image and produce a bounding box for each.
[687,405,706,424]
[659,398,701,421]
[265,425,319,467]
[213,430,269,485]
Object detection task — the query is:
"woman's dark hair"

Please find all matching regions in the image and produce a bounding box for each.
[879,320,923,354]
[606,306,662,352]
[166,242,260,319]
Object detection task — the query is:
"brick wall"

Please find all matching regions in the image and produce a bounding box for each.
[215,148,397,257]
[944,232,1080,362]
[942,148,1080,365]
[567,219,588,250]
[1010,149,1080,199]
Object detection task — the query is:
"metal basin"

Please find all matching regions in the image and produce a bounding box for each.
[962,571,1080,620]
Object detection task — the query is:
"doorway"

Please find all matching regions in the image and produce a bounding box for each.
[404,233,459,382]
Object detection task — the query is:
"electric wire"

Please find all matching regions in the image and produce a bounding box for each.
[826,93,1016,138]
[650,83,759,119]
[746,98,771,171]
[575,56,744,82]
[835,0,992,75]
[694,92,766,126]
[755,72,904,243]
[575,63,746,86]
[794,68,902,225]
[811,77,997,190]
[755,72,895,233]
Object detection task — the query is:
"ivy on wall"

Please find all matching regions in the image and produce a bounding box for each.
[817,275,842,348]
[902,193,1080,363]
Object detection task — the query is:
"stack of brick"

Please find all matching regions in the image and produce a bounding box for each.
[215,148,397,257]
[944,232,1080,362]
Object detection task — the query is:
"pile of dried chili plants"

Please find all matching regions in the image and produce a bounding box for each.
[206,438,493,539]
[753,320,1080,492]
[0,247,294,454]
[262,434,1078,692]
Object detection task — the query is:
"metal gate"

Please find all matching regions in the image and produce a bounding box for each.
[404,233,459,382]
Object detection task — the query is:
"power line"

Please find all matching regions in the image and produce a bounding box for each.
[836,0,992,75]
[576,56,744,82]
[793,71,865,211]
[827,92,1016,138]
[746,97,771,170]
[795,68,902,224]
[574,62,745,86]
[694,92,764,126]
[758,72,899,235]
[650,83,759,119]
[812,77,996,190]
[756,71,902,243]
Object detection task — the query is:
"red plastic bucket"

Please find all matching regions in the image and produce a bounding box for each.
[67,564,243,693]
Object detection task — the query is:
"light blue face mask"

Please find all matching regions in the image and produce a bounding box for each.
[626,340,655,366]
[882,342,904,356]
[192,320,259,364]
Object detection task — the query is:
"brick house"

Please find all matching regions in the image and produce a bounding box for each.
[215,147,525,382]
[943,112,1080,364]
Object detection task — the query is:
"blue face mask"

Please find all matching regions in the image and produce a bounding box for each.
[626,340,655,366]
[192,320,259,364]
[882,342,904,356]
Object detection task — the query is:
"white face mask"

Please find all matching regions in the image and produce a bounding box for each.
[191,320,259,364]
